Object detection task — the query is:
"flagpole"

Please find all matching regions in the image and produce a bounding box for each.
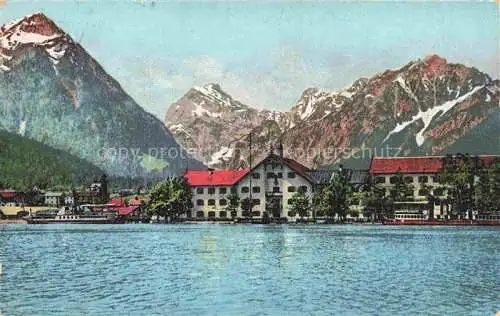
[249,132,253,223]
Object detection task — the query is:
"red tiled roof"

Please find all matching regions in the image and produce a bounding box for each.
[0,190,17,200]
[117,206,140,216]
[184,169,249,186]
[109,199,126,207]
[370,157,443,174]
[369,156,500,174]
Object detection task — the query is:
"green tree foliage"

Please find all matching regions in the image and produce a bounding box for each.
[225,192,240,219]
[241,197,252,218]
[288,190,310,219]
[441,154,479,218]
[0,131,103,190]
[148,177,192,223]
[390,172,414,202]
[312,169,354,222]
[476,158,500,212]
[358,176,393,221]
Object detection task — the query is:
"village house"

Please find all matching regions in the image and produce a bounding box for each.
[44,192,63,206]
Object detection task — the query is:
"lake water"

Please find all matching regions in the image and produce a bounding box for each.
[0,224,498,315]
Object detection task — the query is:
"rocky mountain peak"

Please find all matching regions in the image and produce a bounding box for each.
[0,13,73,70]
[0,12,66,44]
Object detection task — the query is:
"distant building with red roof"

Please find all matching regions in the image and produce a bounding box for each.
[369,155,499,174]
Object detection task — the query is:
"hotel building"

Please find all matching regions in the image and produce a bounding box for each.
[368,155,500,220]
[183,152,368,220]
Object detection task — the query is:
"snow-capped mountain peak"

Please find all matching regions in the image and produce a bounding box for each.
[192,83,245,109]
[0,13,72,69]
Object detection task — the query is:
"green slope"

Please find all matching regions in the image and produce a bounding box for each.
[0,131,104,190]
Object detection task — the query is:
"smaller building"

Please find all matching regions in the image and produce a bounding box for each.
[44,192,64,206]
[64,195,74,206]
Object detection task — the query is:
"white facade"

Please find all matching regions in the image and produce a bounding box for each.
[64,195,75,205]
[189,185,235,219]
[236,162,313,219]
[44,192,63,206]
[186,155,313,220]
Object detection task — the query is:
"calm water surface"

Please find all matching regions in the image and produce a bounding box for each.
[0,224,499,315]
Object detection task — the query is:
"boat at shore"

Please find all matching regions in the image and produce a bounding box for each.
[383,215,500,226]
[24,205,122,224]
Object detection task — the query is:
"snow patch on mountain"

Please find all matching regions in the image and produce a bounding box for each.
[19,120,26,136]
[394,75,419,103]
[383,85,484,146]
[192,103,222,118]
[193,83,240,109]
[0,13,69,67]
[170,124,189,136]
[209,146,233,166]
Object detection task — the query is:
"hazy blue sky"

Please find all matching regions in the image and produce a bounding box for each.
[0,1,498,118]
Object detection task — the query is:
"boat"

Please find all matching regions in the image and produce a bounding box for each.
[25,205,122,224]
[383,214,500,226]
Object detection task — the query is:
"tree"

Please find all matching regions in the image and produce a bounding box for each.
[441,154,479,218]
[225,192,240,220]
[241,198,252,218]
[330,168,353,222]
[390,172,414,202]
[288,190,310,220]
[148,177,192,223]
[476,158,500,213]
[312,186,326,218]
[312,168,354,223]
[358,175,393,221]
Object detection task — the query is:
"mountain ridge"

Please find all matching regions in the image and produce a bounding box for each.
[165,54,499,169]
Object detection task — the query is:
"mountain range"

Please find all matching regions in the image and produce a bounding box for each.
[0,12,498,186]
[165,55,499,169]
[0,13,204,180]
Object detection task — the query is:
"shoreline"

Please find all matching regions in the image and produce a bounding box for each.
[0,219,27,224]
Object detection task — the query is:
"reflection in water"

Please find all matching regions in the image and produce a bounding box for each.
[0,224,498,315]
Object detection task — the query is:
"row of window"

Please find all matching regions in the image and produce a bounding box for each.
[252,172,296,179]
[196,196,320,207]
[190,210,317,218]
[193,210,265,218]
[196,185,309,195]
[375,176,440,184]
[196,199,262,206]
[381,188,446,196]
[196,187,237,195]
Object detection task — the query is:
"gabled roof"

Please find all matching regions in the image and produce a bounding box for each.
[0,190,17,200]
[116,206,140,216]
[109,199,126,207]
[44,192,64,197]
[247,154,312,181]
[184,169,250,186]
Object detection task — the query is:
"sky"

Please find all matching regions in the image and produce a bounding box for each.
[0,1,498,119]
